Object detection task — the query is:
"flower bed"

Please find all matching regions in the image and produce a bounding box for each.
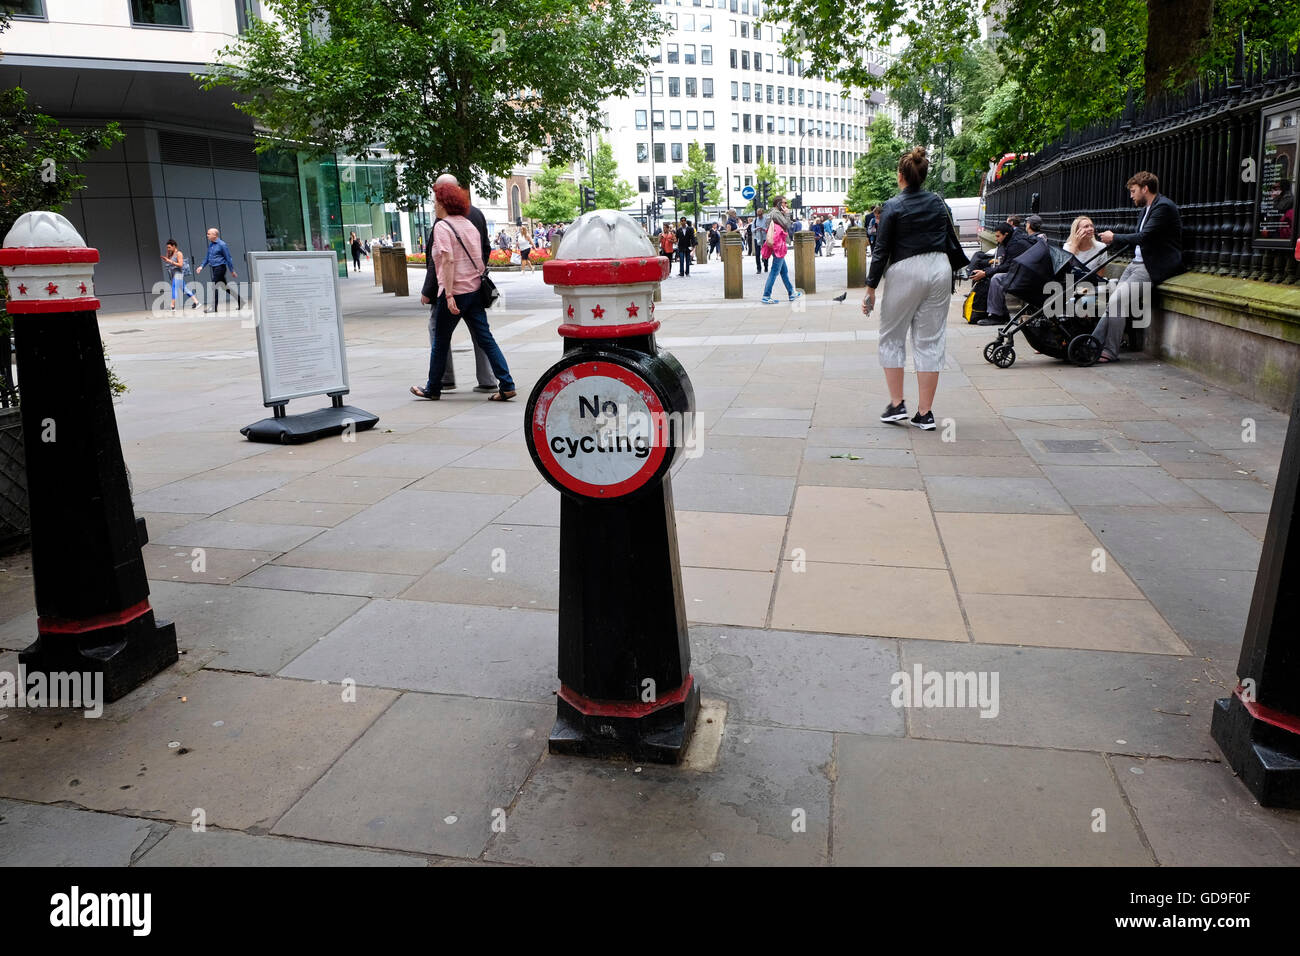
[405,253,426,265]
[488,249,512,265]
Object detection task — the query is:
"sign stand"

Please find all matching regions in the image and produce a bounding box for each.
[528,210,699,764]
[240,251,378,444]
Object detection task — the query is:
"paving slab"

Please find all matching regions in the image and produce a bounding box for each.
[962,593,1189,654]
[924,476,1072,514]
[796,462,925,489]
[257,474,412,505]
[402,524,560,610]
[142,544,277,584]
[132,473,294,515]
[1118,565,1256,659]
[156,518,326,553]
[915,455,1044,477]
[273,693,551,859]
[691,625,902,735]
[785,486,945,569]
[676,511,787,572]
[486,721,832,866]
[669,470,796,516]
[0,671,397,831]
[0,799,160,866]
[494,484,560,526]
[1109,756,1300,866]
[216,499,364,527]
[832,736,1152,866]
[411,467,542,496]
[279,599,556,702]
[318,442,476,478]
[682,567,773,627]
[1181,478,1276,513]
[240,565,417,599]
[135,826,430,866]
[1076,507,1264,572]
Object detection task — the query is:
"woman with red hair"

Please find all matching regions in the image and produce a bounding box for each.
[410,182,516,401]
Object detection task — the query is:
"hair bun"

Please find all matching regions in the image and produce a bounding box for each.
[911,146,927,160]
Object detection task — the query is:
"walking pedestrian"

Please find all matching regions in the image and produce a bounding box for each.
[160,239,200,311]
[864,147,965,432]
[752,207,770,273]
[659,222,676,270]
[410,181,516,403]
[675,217,695,276]
[349,231,362,272]
[194,227,239,312]
[517,228,535,273]
[760,196,802,304]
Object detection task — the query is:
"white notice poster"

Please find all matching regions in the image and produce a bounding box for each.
[248,252,349,405]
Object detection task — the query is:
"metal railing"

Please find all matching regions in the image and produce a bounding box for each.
[984,36,1300,284]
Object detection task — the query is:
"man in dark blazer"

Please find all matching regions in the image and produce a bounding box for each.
[1092,170,1184,362]
[674,218,695,276]
[420,173,497,391]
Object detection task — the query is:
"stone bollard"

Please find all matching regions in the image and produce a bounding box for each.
[722,231,744,299]
[378,247,395,292]
[528,209,700,763]
[0,212,178,702]
[390,244,409,297]
[844,226,868,288]
[793,230,816,294]
[373,243,383,286]
[695,239,708,265]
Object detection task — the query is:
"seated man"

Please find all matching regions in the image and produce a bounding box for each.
[980,214,1049,325]
[967,222,1016,325]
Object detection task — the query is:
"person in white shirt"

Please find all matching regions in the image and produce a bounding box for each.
[517,228,535,273]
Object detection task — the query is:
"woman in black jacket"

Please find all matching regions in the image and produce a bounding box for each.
[863,147,963,431]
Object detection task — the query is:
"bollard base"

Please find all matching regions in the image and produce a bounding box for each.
[20,611,179,704]
[549,677,700,765]
[1211,695,1300,808]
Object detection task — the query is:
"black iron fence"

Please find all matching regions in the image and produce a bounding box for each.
[984,36,1300,285]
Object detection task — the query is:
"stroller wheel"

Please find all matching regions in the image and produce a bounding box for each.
[992,344,1016,369]
[1067,334,1103,367]
[983,340,1002,364]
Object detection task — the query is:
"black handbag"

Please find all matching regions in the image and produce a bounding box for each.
[437,219,500,309]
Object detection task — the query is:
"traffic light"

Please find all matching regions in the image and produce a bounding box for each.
[696,182,706,205]
[581,186,597,212]
[793,193,803,211]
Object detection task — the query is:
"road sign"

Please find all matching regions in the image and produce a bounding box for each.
[741,185,756,200]
[528,358,670,500]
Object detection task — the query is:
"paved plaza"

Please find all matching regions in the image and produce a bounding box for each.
[1,253,1297,866]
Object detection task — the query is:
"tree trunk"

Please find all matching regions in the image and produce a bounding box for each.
[1145,0,1214,99]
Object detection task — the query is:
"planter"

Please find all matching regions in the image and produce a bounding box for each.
[487,265,521,273]
[0,406,30,553]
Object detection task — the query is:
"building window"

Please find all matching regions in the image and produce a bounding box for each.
[731,112,740,130]
[2,0,46,17]
[685,77,697,97]
[740,21,748,38]
[635,110,648,129]
[669,77,680,97]
[731,82,739,100]
[798,89,804,106]
[235,0,261,31]
[654,143,666,163]
[650,45,662,63]
[733,145,740,163]
[778,116,785,133]
[743,145,752,163]
[766,116,774,134]
[730,18,737,35]
[743,114,752,132]
[730,48,738,68]
[651,76,663,95]
[701,15,712,31]
[733,176,741,192]
[511,185,521,222]
[701,45,713,65]
[652,110,664,130]
[665,12,678,29]
[683,14,695,30]
[637,143,649,163]
[779,146,785,164]
[686,111,698,129]
[670,110,682,128]
[656,175,667,192]
[741,51,749,69]
[702,78,714,98]
[130,0,190,27]
[766,84,774,104]
[639,176,651,193]
[705,143,716,161]
[754,50,762,71]
[703,111,715,129]
[684,44,696,64]
[667,43,679,64]
[777,87,784,105]
[671,143,683,162]
[741,83,750,101]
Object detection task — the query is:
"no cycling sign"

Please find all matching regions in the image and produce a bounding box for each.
[526,354,687,500]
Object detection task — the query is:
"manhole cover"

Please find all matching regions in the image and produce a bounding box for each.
[1040,439,1109,453]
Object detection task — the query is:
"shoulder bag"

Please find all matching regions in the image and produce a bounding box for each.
[437,219,500,309]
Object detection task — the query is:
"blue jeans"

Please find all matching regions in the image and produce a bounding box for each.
[425,290,515,395]
[763,255,794,298]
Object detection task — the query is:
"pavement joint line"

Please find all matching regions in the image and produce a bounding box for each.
[1103,750,1162,865]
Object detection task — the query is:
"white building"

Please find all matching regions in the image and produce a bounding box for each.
[598,0,893,218]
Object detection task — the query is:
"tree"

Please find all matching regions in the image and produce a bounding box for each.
[671,141,722,220]
[205,0,663,202]
[845,116,907,213]
[590,139,636,211]
[522,160,579,223]
[1,12,125,340]
[746,154,781,212]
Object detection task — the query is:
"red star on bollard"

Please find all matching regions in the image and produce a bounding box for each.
[78,282,87,294]
[626,303,640,317]
[15,284,26,296]
[567,304,574,319]
[592,305,605,319]
[45,282,59,296]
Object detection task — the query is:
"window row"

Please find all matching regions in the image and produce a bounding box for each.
[634,110,717,131]
[727,113,868,142]
[637,76,716,98]
[636,142,718,164]
[653,43,714,65]
[1,0,262,28]
[727,144,859,169]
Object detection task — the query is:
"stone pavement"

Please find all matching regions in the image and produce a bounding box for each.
[1,252,1298,866]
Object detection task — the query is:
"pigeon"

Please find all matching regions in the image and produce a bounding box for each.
[832,292,847,302]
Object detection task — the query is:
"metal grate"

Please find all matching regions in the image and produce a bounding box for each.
[158,131,211,167]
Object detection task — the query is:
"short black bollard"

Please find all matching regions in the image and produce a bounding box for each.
[527,210,699,764]
[1210,382,1300,807]
[0,212,178,703]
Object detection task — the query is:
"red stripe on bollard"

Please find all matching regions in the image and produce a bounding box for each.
[557,674,695,718]
[1235,685,1300,736]
[6,297,101,314]
[38,599,152,635]
[557,321,661,339]
[543,257,670,286]
[0,246,100,265]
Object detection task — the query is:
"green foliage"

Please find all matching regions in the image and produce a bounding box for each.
[0,13,125,336]
[745,154,781,212]
[671,141,722,219]
[205,0,663,202]
[522,160,579,223]
[591,140,636,211]
[846,116,906,212]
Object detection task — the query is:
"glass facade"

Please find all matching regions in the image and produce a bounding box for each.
[257,149,348,277]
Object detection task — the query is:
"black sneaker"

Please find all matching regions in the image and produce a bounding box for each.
[911,411,936,431]
[880,400,908,423]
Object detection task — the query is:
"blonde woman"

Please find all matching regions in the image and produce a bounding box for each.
[1064,216,1107,278]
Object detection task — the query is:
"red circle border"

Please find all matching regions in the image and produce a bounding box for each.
[531,360,668,500]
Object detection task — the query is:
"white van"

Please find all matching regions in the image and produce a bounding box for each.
[945,196,980,243]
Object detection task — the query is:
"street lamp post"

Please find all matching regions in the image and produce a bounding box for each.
[648,69,664,232]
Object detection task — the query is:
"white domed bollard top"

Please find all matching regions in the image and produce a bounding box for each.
[0,211,100,313]
[543,209,669,339]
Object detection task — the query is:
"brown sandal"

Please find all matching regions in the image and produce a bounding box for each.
[487,390,517,402]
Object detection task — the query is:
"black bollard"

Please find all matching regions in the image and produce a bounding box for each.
[0,212,177,703]
[1210,382,1300,807]
[527,210,699,764]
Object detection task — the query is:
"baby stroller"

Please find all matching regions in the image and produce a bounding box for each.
[981,244,1122,369]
